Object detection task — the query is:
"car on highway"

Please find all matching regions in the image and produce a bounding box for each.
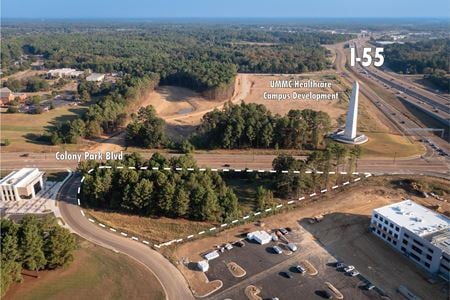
[336,262,345,269]
[344,265,355,272]
[272,246,282,254]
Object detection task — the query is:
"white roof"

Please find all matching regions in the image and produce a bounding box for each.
[86,73,105,81]
[0,168,44,188]
[204,250,219,261]
[247,230,272,244]
[374,200,450,236]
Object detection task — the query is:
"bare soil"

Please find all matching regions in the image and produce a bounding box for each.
[170,176,449,300]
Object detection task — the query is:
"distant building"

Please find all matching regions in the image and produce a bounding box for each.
[0,168,45,201]
[0,87,14,103]
[370,200,450,281]
[47,68,83,78]
[0,87,26,105]
[86,73,105,82]
[30,61,45,70]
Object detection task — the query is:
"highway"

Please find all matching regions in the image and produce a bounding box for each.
[327,40,450,156]
[353,38,450,123]
[57,174,194,300]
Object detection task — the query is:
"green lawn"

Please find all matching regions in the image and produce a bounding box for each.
[4,239,165,300]
[1,105,89,152]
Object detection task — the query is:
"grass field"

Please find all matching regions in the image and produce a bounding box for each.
[87,209,214,244]
[4,238,165,300]
[360,132,424,158]
[1,105,91,152]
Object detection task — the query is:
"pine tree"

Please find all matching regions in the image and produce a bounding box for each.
[0,219,22,297]
[44,226,76,269]
[18,216,47,275]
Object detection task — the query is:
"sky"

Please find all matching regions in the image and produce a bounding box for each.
[1,0,449,19]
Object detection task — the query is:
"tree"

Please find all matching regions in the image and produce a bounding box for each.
[44,226,76,269]
[173,187,190,217]
[18,216,47,275]
[255,186,275,211]
[180,140,195,154]
[1,219,22,297]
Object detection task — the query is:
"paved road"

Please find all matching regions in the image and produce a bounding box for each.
[2,151,448,177]
[57,174,194,300]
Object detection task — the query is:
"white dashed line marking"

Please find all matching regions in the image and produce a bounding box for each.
[187,235,194,239]
[310,193,317,197]
[120,232,128,236]
[343,181,350,185]
[110,228,117,232]
[299,196,305,200]
[198,231,205,235]
[287,200,294,204]
[99,223,106,228]
[131,236,138,241]
[88,218,95,223]
[80,210,85,216]
[231,219,239,224]
[142,240,150,245]
[332,185,339,189]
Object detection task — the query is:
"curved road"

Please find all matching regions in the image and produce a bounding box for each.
[57,174,194,300]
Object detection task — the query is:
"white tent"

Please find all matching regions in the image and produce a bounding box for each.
[197,260,209,272]
[247,231,272,245]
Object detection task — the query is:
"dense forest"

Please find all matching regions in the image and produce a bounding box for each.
[384,39,449,74]
[48,73,160,144]
[79,144,362,222]
[1,216,76,296]
[1,22,351,97]
[383,39,449,91]
[79,153,241,222]
[193,102,331,150]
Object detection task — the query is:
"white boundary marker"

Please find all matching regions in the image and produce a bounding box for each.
[76,165,372,248]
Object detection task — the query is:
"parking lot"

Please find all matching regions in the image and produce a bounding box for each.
[204,226,384,300]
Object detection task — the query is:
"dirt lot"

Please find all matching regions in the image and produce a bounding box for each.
[170,176,449,300]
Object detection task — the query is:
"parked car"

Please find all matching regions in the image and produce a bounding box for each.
[348,270,360,277]
[317,290,333,299]
[279,228,289,235]
[287,243,297,252]
[336,262,345,269]
[280,271,292,279]
[272,246,282,254]
[271,233,279,241]
[344,265,355,272]
[224,243,233,250]
[365,283,375,290]
[235,241,245,247]
[296,265,306,274]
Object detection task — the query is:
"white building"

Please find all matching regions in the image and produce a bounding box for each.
[47,68,84,78]
[0,168,45,201]
[370,200,450,280]
[247,230,272,245]
[86,73,105,82]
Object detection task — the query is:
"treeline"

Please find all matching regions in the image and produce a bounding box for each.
[47,73,160,144]
[79,153,240,222]
[221,143,362,202]
[384,39,449,74]
[3,76,49,92]
[1,216,76,296]
[1,23,352,92]
[193,102,331,150]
